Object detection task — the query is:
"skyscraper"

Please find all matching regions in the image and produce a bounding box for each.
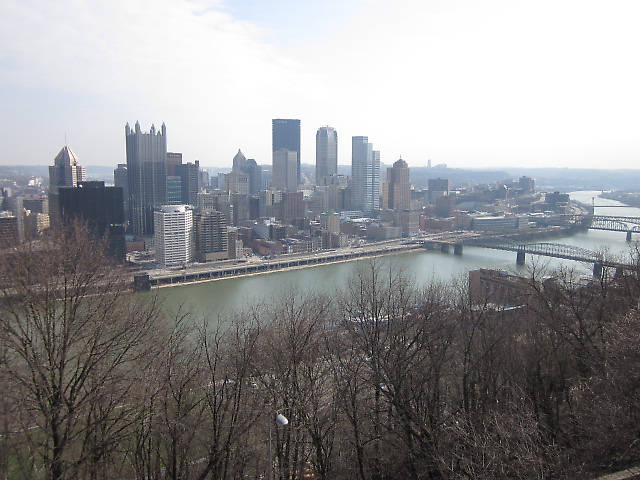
[272,119,301,184]
[0,212,19,248]
[114,164,129,223]
[194,209,228,261]
[272,149,298,192]
[232,149,247,172]
[58,181,126,261]
[48,145,86,225]
[316,126,338,185]
[351,137,380,213]
[246,158,262,195]
[167,176,182,204]
[226,150,249,195]
[125,121,167,235]
[372,150,380,211]
[166,152,183,176]
[153,204,194,267]
[176,160,200,205]
[386,158,411,210]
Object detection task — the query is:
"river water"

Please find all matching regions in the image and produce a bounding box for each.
[155,191,639,317]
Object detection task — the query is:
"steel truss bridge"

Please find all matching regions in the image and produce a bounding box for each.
[469,239,601,263]
[467,238,634,276]
[589,215,640,235]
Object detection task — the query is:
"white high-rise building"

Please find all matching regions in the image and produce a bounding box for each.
[154,205,194,267]
[316,126,337,185]
[351,136,380,213]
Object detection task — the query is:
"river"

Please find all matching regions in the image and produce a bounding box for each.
[154,191,639,317]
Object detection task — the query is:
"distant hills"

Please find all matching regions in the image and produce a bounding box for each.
[2,164,640,192]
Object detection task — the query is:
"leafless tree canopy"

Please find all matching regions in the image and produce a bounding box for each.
[2,235,640,479]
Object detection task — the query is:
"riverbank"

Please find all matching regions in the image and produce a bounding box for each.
[600,191,640,209]
[152,244,424,289]
[137,224,586,291]
[140,242,423,290]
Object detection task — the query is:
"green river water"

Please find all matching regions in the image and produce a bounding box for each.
[153,191,639,317]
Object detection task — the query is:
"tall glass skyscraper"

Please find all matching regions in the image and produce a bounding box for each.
[316,126,337,186]
[125,121,167,235]
[351,136,380,213]
[272,119,301,185]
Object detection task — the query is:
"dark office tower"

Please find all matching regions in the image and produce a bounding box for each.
[0,212,19,248]
[315,126,337,185]
[519,176,535,193]
[231,193,249,225]
[22,197,48,215]
[166,152,183,176]
[272,119,301,184]
[194,210,228,261]
[246,158,262,195]
[176,160,200,205]
[114,163,129,223]
[48,145,86,226]
[125,121,167,236]
[351,136,380,213]
[167,176,182,204]
[386,158,411,210]
[58,181,126,261]
[427,177,449,203]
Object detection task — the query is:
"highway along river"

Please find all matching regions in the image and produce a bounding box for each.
[153,191,639,318]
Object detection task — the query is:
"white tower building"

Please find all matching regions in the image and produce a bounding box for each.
[351,136,380,213]
[154,204,194,267]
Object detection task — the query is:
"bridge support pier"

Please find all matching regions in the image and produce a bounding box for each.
[516,250,526,265]
[593,262,603,279]
[454,243,463,255]
[615,267,624,278]
[441,244,450,254]
[627,231,632,242]
[425,242,434,250]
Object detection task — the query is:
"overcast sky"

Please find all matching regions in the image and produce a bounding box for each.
[1,0,639,169]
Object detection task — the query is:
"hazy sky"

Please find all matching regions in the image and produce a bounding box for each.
[1,0,639,169]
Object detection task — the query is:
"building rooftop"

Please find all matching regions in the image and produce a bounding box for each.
[393,157,408,168]
[158,204,192,213]
[53,145,80,167]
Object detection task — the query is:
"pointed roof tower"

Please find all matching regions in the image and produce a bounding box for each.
[393,157,408,169]
[232,149,248,172]
[53,145,80,167]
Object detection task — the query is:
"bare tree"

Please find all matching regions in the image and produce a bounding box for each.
[193,313,264,480]
[0,224,160,480]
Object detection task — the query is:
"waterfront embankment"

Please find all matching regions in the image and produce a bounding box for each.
[136,224,586,291]
[138,241,422,290]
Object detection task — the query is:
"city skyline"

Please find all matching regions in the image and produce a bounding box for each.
[1,1,640,169]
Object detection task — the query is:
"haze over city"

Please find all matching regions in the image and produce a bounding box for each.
[1,0,639,169]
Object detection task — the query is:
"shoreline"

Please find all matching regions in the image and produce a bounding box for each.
[145,225,588,291]
[151,245,423,290]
